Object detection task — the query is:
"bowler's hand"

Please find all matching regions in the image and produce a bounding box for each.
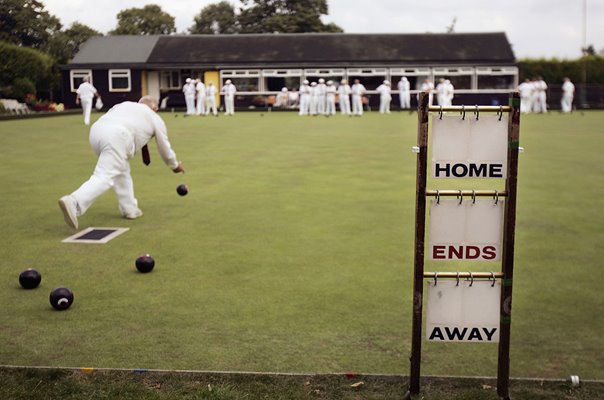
[172,163,185,173]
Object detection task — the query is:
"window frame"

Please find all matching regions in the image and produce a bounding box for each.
[108,69,132,92]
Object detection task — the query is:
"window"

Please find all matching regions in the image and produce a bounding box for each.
[160,70,181,90]
[70,69,92,92]
[476,67,518,90]
[263,70,302,92]
[346,68,388,90]
[433,67,474,90]
[221,70,260,92]
[109,69,131,92]
[390,68,431,92]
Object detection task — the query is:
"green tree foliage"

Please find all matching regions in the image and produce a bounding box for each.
[45,22,103,64]
[238,0,343,33]
[110,4,176,35]
[519,56,604,85]
[0,0,61,48]
[190,1,239,34]
[0,41,54,100]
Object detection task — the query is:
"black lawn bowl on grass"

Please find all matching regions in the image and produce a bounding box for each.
[135,255,155,273]
[176,184,188,196]
[49,287,74,310]
[19,268,41,289]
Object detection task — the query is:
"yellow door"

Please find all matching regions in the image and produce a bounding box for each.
[204,71,220,108]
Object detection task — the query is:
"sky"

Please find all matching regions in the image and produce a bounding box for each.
[41,0,603,60]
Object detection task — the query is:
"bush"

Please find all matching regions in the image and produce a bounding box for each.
[10,77,36,103]
[0,40,54,96]
[519,56,604,84]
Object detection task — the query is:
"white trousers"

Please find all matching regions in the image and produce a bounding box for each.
[310,96,318,115]
[81,97,93,125]
[339,96,351,114]
[399,92,410,109]
[206,97,217,115]
[352,95,363,115]
[224,95,235,115]
[317,95,326,114]
[326,95,336,115]
[379,95,391,113]
[299,95,310,115]
[196,95,206,115]
[71,121,138,217]
[561,94,573,113]
[185,94,196,114]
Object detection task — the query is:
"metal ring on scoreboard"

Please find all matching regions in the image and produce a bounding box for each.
[490,271,497,287]
[468,272,474,286]
[456,271,460,286]
[436,190,440,204]
[472,190,476,204]
[458,189,463,204]
[461,105,466,120]
[434,272,438,286]
[498,105,503,121]
[439,105,443,120]
[494,190,499,205]
[475,105,479,120]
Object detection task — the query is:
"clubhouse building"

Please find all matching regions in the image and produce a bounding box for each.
[61,32,518,110]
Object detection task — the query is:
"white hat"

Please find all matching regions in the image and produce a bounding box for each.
[281,87,288,92]
[326,80,333,85]
[340,79,347,84]
[310,82,317,86]
[303,79,309,85]
[318,78,325,83]
[383,80,390,85]
[186,78,191,83]
[225,79,232,84]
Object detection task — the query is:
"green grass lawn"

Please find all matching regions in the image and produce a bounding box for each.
[0,110,602,380]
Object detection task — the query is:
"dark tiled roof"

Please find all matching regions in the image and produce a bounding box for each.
[68,33,515,68]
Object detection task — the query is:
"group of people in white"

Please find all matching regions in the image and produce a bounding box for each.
[182,77,237,116]
[517,77,575,114]
[76,74,578,125]
[297,78,371,116]
[295,77,415,116]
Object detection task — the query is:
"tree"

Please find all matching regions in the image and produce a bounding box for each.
[45,22,102,64]
[237,0,343,33]
[0,0,62,48]
[190,1,239,34]
[110,4,176,35]
[0,41,54,100]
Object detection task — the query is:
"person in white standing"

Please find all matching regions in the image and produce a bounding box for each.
[206,82,218,116]
[316,78,327,115]
[338,79,352,115]
[351,79,366,116]
[58,96,184,230]
[309,82,318,116]
[325,80,337,116]
[534,76,548,113]
[517,79,533,114]
[76,76,101,126]
[444,79,455,107]
[298,80,310,115]
[182,78,196,115]
[222,79,237,115]
[560,77,575,113]
[397,77,410,109]
[435,78,446,106]
[195,79,206,116]
[376,80,392,114]
[419,78,434,106]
